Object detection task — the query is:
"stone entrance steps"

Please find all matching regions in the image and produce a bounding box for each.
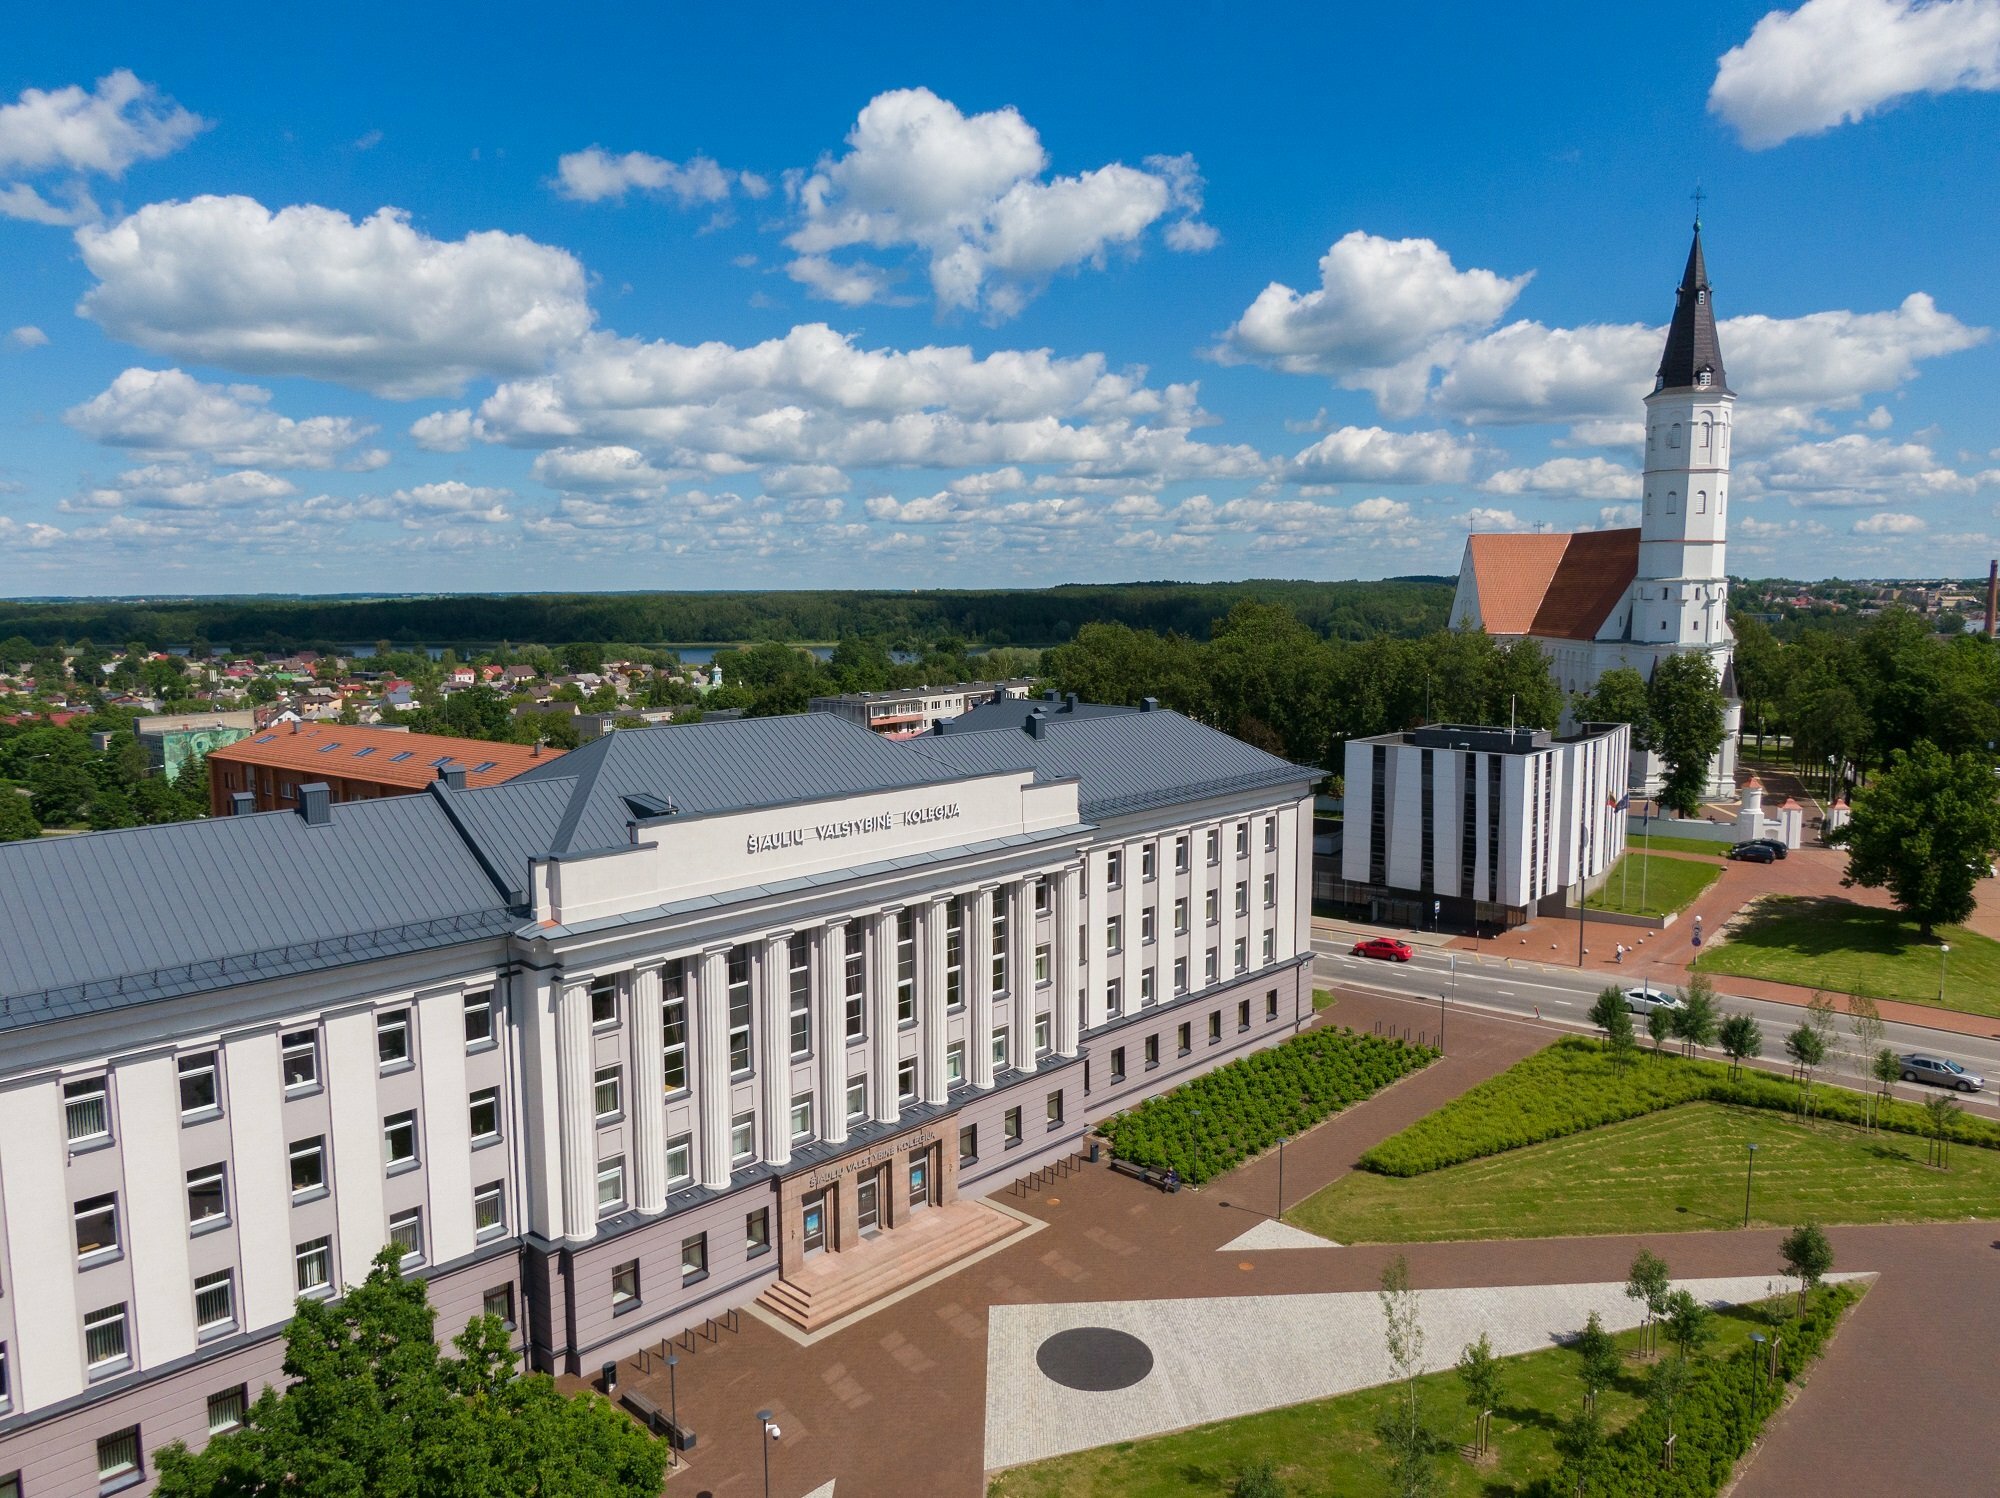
[756,1199,1024,1333]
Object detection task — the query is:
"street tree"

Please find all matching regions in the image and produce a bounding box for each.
[1871,1046,1901,1117]
[1455,1333,1500,1457]
[1777,1223,1834,1317]
[1673,975,1720,1057]
[1827,740,2000,938]
[1555,1402,1606,1493]
[1573,666,1651,747]
[1570,1310,1620,1413]
[1662,1289,1712,1363]
[1785,1023,1827,1115]
[1922,1092,1961,1169]
[1717,1013,1762,1079]
[1376,1255,1443,1497]
[1646,1003,1674,1056]
[1647,1354,1692,1456]
[1845,995,1887,1129]
[1805,990,1839,1057]
[1624,1250,1671,1360]
[1588,988,1635,1056]
[1647,653,1727,817]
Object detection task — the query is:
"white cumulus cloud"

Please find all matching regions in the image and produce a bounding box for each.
[1481,455,1639,501]
[1852,509,1927,533]
[76,196,595,398]
[1711,0,2000,149]
[0,70,206,224]
[1287,425,1483,484]
[6,325,48,348]
[66,367,385,470]
[553,147,761,205]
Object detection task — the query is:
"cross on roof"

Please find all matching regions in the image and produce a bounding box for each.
[1691,183,1705,231]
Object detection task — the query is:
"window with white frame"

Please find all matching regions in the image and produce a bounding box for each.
[593,1065,622,1122]
[1236,822,1249,857]
[945,899,964,1008]
[1106,977,1122,1016]
[790,1093,814,1140]
[1174,896,1188,935]
[1235,881,1249,917]
[612,1260,640,1307]
[96,1426,140,1486]
[83,1304,129,1371]
[945,1040,964,1084]
[727,948,753,1073]
[1205,948,1218,984]
[589,973,618,1028]
[295,1236,332,1295]
[281,1029,319,1089]
[1141,906,1155,943]
[845,1075,867,1120]
[193,1269,235,1335]
[1033,877,1049,913]
[1262,929,1275,964]
[1106,849,1123,888]
[681,1233,708,1284]
[746,1207,772,1257]
[1034,1013,1051,1053]
[1206,828,1221,864]
[1263,871,1277,908]
[64,1075,110,1145]
[469,1086,501,1142]
[389,1208,424,1266]
[788,932,812,1056]
[1110,1046,1127,1083]
[1264,815,1277,851]
[1145,1033,1160,1068]
[463,991,494,1048]
[666,1134,693,1187]
[663,961,689,1092]
[1204,890,1217,924]
[1106,914,1121,953]
[474,1180,506,1237]
[596,1156,626,1215]
[1034,944,1050,983]
[375,1011,410,1070]
[186,1164,227,1231]
[1174,956,1189,994]
[1234,937,1247,974]
[179,1051,219,1115]
[990,899,1008,994]
[1175,834,1190,872]
[897,1055,917,1101]
[290,1136,326,1197]
[730,1111,756,1162]
[207,1386,246,1434]
[482,1285,514,1327]
[75,1193,119,1261]
[1142,842,1156,880]
[844,925,866,1039]
[1141,966,1155,1005]
[382,1111,418,1169]
[896,909,916,1024]
[991,1025,1009,1071]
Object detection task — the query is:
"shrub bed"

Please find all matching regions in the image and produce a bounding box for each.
[1528,1282,1862,1497]
[1360,1036,2000,1177]
[1098,1026,1435,1184]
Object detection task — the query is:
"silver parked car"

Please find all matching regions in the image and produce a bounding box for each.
[1898,1053,1986,1092]
[1624,986,1684,1016]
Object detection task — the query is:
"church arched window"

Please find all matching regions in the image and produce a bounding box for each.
[1698,419,1712,451]
[1668,423,1681,449]
[1695,491,1707,513]
[1667,491,1678,514]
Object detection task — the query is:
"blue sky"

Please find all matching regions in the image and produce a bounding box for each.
[3,0,1999,595]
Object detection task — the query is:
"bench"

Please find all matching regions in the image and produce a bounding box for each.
[1108,1158,1179,1192]
[620,1390,698,1450]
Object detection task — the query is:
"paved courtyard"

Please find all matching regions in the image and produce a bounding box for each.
[603,991,1998,1497]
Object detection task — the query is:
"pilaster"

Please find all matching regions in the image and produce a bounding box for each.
[696,946,732,1190]
[870,909,900,1124]
[966,885,995,1088]
[1008,879,1036,1072]
[760,932,792,1167]
[554,978,597,1241]
[1051,864,1079,1056]
[817,922,849,1145]
[630,963,667,1214]
[921,896,949,1103]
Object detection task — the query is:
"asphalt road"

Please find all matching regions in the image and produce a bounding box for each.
[1312,936,2000,1117]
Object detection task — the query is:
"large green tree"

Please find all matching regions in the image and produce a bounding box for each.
[154,1248,665,1498]
[1572,666,1651,747]
[1828,739,2000,937]
[1647,653,1726,816]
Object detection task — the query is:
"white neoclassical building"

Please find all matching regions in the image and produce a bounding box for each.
[0,704,1316,1495]
[1450,222,1743,798]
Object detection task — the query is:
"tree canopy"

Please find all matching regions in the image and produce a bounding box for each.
[1829,739,2000,937]
[1647,653,1726,816]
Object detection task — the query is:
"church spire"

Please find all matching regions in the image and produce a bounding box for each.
[1653,221,1728,395]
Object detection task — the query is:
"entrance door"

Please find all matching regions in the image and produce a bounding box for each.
[855,1172,881,1235]
[801,1192,828,1258]
[908,1148,931,1211]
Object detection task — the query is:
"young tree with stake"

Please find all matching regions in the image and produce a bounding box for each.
[1647,1003,1674,1056]
[1455,1333,1500,1458]
[1377,1256,1443,1497]
[1624,1250,1671,1360]
[1571,1310,1620,1414]
[1718,1012,1762,1078]
[1673,976,1720,1058]
[1778,1222,1834,1317]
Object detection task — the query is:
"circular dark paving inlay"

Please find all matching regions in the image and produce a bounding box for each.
[1035,1326,1155,1391]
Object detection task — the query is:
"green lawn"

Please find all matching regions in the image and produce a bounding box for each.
[988,1293,1845,1498]
[1312,987,1338,1011]
[1628,832,1729,858]
[1584,852,1721,919]
[1289,1101,2000,1244]
[1692,895,2000,1018]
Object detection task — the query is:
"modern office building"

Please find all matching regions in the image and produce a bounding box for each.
[807,679,1037,739]
[1336,722,1629,929]
[205,721,560,816]
[0,706,1315,1495]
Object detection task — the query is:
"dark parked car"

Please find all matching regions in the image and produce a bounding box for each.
[1350,936,1415,962]
[1898,1053,1986,1092]
[1728,843,1776,863]
[1746,838,1788,860]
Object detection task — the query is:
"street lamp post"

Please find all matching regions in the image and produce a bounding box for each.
[1276,1135,1287,1218]
[758,1408,777,1498]
[1826,755,1835,807]
[1743,1141,1758,1229]
[666,1354,679,1469]
[1939,943,1951,1005]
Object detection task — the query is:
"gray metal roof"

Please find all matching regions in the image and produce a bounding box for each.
[904,707,1318,819]
[934,693,1135,735]
[1656,225,1729,394]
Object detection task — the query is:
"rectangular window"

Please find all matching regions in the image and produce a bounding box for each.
[844,924,866,1040]
[596,1156,626,1215]
[1003,1107,1022,1145]
[1034,944,1050,983]
[1106,850,1123,888]
[611,1260,640,1308]
[663,962,689,1092]
[1109,1046,1127,1083]
[746,1207,772,1257]
[1106,977,1122,1016]
[1046,1090,1064,1125]
[1208,1011,1223,1044]
[1142,842,1156,880]
[1234,937,1248,974]
[945,899,964,1008]
[731,1112,756,1162]
[1173,897,1188,935]
[1266,990,1280,1021]
[1141,906,1156,943]
[376,1011,410,1070]
[75,1193,119,1261]
[790,1092,814,1140]
[1034,1013,1051,1053]
[186,1165,227,1231]
[0,1340,9,1414]
[1106,915,1121,953]
[958,1123,977,1164]
[1262,929,1275,964]
[1236,822,1249,858]
[945,1040,964,1084]
[193,1270,235,1335]
[469,1086,501,1142]
[1144,1034,1160,1068]
[1205,948,1218,985]
[666,1134,693,1187]
[681,1233,708,1284]
[727,948,753,1073]
[1238,998,1252,1031]
[463,991,494,1048]
[482,1284,515,1328]
[296,1237,332,1295]
[589,973,618,1028]
[474,1181,506,1238]
[593,1065,622,1122]
[897,1055,918,1102]
[788,932,812,1057]
[290,1136,325,1197]
[64,1075,111,1144]
[1173,956,1188,994]
[178,1051,219,1115]
[990,899,1008,994]
[1235,881,1249,917]
[1265,815,1277,851]
[389,1208,424,1266]
[1033,878,1049,914]
[1178,1021,1192,1056]
[896,909,916,1024]
[1263,872,1277,908]
[1204,890,1217,925]
[1207,829,1221,865]
[1140,967,1156,1005]
[207,1385,247,1434]
[96,1427,140,1486]
[991,1026,1009,1072]
[83,1304,129,1371]
[1175,835,1190,872]
[281,1029,319,1089]
[383,1110,418,1169]
[845,1076,867,1120]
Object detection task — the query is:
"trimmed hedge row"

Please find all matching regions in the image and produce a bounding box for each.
[1527,1283,1862,1498]
[1360,1036,2000,1177]
[1099,1026,1436,1184]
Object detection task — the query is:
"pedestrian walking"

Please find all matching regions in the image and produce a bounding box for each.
[1615,942,1625,964]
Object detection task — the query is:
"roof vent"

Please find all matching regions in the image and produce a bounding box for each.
[1140,696,1159,712]
[1065,693,1079,712]
[297,782,331,827]
[229,791,254,817]
[437,765,468,791]
[1027,709,1048,739]
[1043,689,1060,702]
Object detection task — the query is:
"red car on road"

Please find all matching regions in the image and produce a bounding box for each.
[1350,936,1415,962]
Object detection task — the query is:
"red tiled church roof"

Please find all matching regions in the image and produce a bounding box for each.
[1466,528,1640,642]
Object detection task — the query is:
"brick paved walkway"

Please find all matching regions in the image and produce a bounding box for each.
[591,993,1998,1497]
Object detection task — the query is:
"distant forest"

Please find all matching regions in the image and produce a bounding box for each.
[0,579,1453,651]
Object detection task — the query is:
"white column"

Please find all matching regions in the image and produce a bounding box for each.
[921,895,949,1103]
[1008,879,1036,1073]
[967,886,995,1088]
[631,963,667,1214]
[1081,852,1109,1032]
[871,909,901,1124]
[760,933,792,1167]
[817,921,849,1145]
[696,947,732,1189]
[1051,864,1080,1056]
[554,978,597,1240]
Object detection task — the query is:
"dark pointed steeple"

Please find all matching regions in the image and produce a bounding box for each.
[1653,221,1728,395]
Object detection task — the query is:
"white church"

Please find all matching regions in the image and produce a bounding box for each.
[1449,223,1742,798]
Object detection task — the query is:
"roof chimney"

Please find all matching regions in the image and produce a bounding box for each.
[1065,693,1079,713]
[1043,689,1059,702]
[297,782,331,827]
[437,765,468,791]
[290,719,300,734]
[1027,709,1048,739]
[1140,696,1159,712]
[229,791,254,817]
